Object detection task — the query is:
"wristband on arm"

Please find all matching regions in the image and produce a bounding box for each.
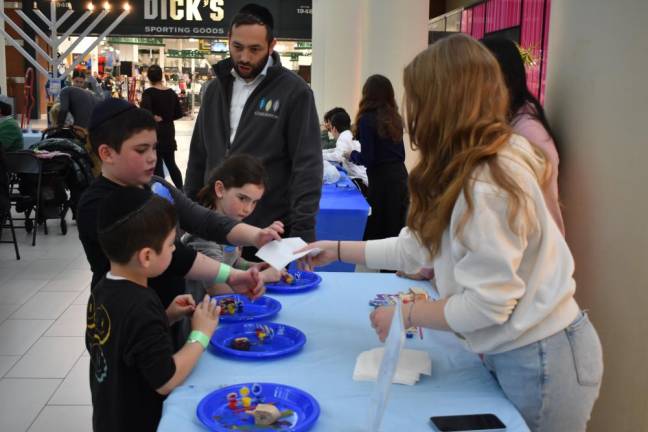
[186,330,210,349]
[213,263,232,284]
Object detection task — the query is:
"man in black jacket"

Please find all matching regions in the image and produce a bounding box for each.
[185,4,322,245]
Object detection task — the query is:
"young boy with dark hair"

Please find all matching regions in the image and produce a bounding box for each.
[78,98,282,313]
[88,187,220,431]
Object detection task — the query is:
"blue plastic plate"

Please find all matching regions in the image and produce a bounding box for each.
[210,322,306,360]
[196,382,320,432]
[212,294,282,324]
[265,271,322,294]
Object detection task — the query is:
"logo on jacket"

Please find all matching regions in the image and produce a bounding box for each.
[256,97,281,119]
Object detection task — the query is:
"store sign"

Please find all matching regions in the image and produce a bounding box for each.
[23,0,312,39]
[166,49,206,59]
[106,37,165,46]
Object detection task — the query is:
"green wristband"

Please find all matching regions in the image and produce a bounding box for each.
[213,263,232,284]
[237,259,250,270]
[187,330,210,349]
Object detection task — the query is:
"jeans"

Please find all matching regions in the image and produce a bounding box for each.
[483,311,603,432]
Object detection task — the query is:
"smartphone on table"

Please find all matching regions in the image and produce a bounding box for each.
[429,413,506,431]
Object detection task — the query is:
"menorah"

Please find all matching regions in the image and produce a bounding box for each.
[0,1,130,83]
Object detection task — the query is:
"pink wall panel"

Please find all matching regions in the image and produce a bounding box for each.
[461,8,473,34]
[471,3,486,40]
[540,0,551,104]
[485,0,521,33]
[520,0,545,99]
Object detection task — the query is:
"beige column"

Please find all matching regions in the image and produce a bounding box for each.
[0,0,7,95]
[312,0,429,170]
[544,1,648,430]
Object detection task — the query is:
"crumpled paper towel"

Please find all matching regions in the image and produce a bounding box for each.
[353,347,431,385]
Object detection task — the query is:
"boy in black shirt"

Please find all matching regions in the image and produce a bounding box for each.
[78,98,285,307]
[88,187,221,432]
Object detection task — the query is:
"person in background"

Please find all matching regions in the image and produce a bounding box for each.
[323,110,368,194]
[141,64,185,189]
[0,101,23,152]
[483,37,565,234]
[57,70,100,129]
[186,3,322,261]
[302,34,602,432]
[321,107,346,149]
[349,74,408,242]
[182,154,283,302]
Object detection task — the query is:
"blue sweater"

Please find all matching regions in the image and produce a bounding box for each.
[350,111,405,169]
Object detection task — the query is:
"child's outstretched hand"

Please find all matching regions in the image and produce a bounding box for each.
[260,266,285,283]
[192,295,221,337]
[253,221,285,248]
[166,294,196,324]
[228,267,266,300]
[369,305,396,343]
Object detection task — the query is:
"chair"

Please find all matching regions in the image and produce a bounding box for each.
[0,150,19,259]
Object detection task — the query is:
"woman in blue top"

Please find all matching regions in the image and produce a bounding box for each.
[348,74,409,241]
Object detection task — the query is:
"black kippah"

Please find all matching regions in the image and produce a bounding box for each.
[97,187,153,233]
[90,98,136,131]
[239,3,274,29]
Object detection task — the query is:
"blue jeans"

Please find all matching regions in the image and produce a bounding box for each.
[483,312,603,432]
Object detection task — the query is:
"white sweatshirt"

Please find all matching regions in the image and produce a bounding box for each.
[365,135,579,354]
[322,130,368,185]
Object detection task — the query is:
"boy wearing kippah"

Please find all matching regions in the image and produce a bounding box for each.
[78,99,283,311]
[87,187,221,432]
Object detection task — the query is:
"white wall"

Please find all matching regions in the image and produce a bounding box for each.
[544,1,648,430]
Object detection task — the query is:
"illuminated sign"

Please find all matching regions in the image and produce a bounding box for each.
[24,1,312,39]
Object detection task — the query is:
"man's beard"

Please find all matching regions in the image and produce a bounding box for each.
[234,51,270,80]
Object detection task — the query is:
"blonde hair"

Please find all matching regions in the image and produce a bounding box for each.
[403,34,545,258]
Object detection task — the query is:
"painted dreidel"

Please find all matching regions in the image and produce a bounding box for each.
[245,404,294,426]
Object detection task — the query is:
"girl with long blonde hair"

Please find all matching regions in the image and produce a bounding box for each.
[302,34,602,431]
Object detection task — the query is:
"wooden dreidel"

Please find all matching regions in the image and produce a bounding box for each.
[246,404,281,426]
[239,386,252,409]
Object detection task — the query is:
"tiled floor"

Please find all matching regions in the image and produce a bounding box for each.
[0,120,196,431]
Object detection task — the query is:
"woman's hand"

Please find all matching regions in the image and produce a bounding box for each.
[227,267,266,300]
[154,115,163,122]
[295,240,338,268]
[369,306,396,342]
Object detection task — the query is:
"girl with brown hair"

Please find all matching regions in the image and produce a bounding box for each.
[348,74,409,241]
[302,34,602,431]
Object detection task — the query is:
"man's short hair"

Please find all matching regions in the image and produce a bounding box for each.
[72,70,86,79]
[97,188,177,264]
[229,3,275,43]
[147,64,163,83]
[330,111,351,133]
[89,99,157,154]
[324,107,346,123]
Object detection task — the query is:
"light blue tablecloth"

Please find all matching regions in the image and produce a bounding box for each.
[158,272,529,432]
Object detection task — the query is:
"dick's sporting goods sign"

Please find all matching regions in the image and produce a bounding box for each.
[24,1,312,39]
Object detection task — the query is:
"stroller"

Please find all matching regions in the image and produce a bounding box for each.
[7,150,73,240]
[29,133,96,222]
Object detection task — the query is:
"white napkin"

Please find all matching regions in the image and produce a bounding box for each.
[255,237,321,270]
[353,348,431,386]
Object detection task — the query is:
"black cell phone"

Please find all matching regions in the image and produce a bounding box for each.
[429,413,506,431]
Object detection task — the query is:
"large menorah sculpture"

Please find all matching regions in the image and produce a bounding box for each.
[0,1,130,84]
